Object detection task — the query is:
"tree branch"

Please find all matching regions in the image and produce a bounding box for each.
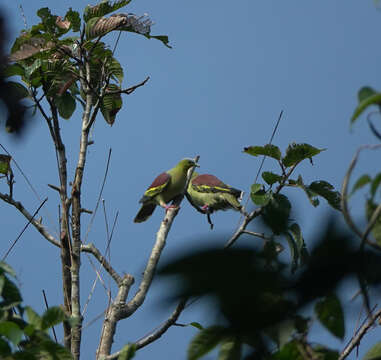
[0,192,60,248]
[81,243,123,286]
[338,308,381,360]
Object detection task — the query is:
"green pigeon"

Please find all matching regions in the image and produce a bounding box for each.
[134,158,199,223]
[186,172,243,214]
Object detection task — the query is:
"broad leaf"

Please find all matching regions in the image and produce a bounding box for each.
[5,81,29,101]
[288,223,308,268]
[0,262,16,278]
[0,155,12,175]
[262,194,291,234]
[218,338,241,360]
[55,92,76,119]
[262,171,283,186]
[24,58,42,80]
[84,0,131,22]
[25,306,42,329]
[3,63,25,77]
[308,181,341,211]
[0,321,23,346]
[314,294,345,339]
[190,322,204,330]
[118,343,136,360]
[2,277,22,306]
[282,143,325,167]
[363,341,381,360]
[243,144,281,160]
[101,84,122,125]
[188,326,226,360]
[291,176,320,207]
[108,57,124,84]
[250,184,271,206]
[352,87,381,124]
[144,34,172,48]
[350,174,372,196]
[41,306,66,330]
[371,173,381,199]
[86,14,128,40]
[271,340,303,359]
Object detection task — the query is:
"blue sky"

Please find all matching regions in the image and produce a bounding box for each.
[1,0,380,358]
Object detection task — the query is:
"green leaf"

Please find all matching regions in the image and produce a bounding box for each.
[282,143,325,167]
[86,15,128,40]
[65,8,81,32]
[271,340,303,360]
[5,81,30,101]
[262,171,283,186]
[314,294,345,339]
[3,63,25,77]
[2,277,22,306]
[108,57,124,84]
[101,85,122,125]
[24,58,42,79]
[0,262,16,278]
[371,173,381,199]
[366,199,381,245]
[350,174,372,197]
[262,194,291,234]
[0,337,11,356]
[55,92,76,119]
[285,233,298,273]
[25,306,42,329]
[363,341,381,360]
[308,181,341,211]
[313,345,339,360]
[250,184,271,206]
[218,338,241,360]
[0,321,23,346]
[190,322,204,330]
[188,326,226,360]
[143,34,172,48]
[352,87,381,125]
[118,343,136,360]
[288,223,309,268]
[41,306,66,330]
[84,0,131,22]
[0,155,12,175]
[243,144,282,160]
[266,319,296,350]
[291,176,320,207]
[37,7,59,35]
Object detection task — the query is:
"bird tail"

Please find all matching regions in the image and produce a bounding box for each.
[134,203,156,223]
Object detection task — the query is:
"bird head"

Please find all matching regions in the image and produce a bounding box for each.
[178,158,199,172]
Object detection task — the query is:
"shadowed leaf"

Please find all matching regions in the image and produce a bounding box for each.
[0,155,11,175]
[363,341,381,360]
[188,326,226,360]
[308,181,341,210]
[262,171,282,186]
[55,92,76,119]
[262,194,291,234]
[366,199,381,245]
[351,174,372,197]
[371,173,381,198]
[218,337,241,360]
[282,143,325,167]
[314,294,345,339]
[352,89,381,125]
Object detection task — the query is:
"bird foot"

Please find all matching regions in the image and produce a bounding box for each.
[201,204,210,212]
[165,204,179,212]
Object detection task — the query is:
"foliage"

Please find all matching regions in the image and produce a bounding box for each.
[0,262,70,359]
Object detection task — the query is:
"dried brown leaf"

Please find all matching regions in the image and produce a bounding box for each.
[56,16,71,30]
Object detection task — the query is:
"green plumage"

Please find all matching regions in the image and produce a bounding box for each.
[134,158,198,223]
[187,172,243,213]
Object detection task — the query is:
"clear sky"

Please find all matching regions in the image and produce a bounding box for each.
[0,0,380,359]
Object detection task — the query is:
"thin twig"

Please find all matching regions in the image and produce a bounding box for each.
[84,149,112,244]
[42,290,58,343]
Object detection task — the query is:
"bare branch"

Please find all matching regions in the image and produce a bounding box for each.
[339,308,381,360]
[108,76,150,95]
[242,230,273,242]
[81,243,123,286]
[0,192,59,248]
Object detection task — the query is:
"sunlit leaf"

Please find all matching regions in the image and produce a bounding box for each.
[243,144,282,160]
[218,338,241,360]
[118,343,136,360]
[188,326,226,360]
[282,143,325,167]
[41,306,66,330]
[25,306,42,329]
[190,322,204,330]
[351,90,381,125]
[0,155,12,175]
[86,14,128,40]
[363,341,381,360]
[314,294,345,339]
[250,184,271,206]
[65,8,81,32]
[84,0,131,22]
[101,84,122,125]
[0,321,23,346]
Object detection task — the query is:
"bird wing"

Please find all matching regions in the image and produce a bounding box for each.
[191,174,241,197]
[140,172,171,202]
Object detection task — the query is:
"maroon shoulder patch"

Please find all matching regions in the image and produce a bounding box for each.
[148,172,170,189]
[192,174,226,187]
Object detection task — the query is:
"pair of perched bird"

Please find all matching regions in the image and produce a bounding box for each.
[134,158,243,223]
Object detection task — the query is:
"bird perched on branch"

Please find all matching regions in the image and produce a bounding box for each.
[186,172,244,227]
[134,158,199,223]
